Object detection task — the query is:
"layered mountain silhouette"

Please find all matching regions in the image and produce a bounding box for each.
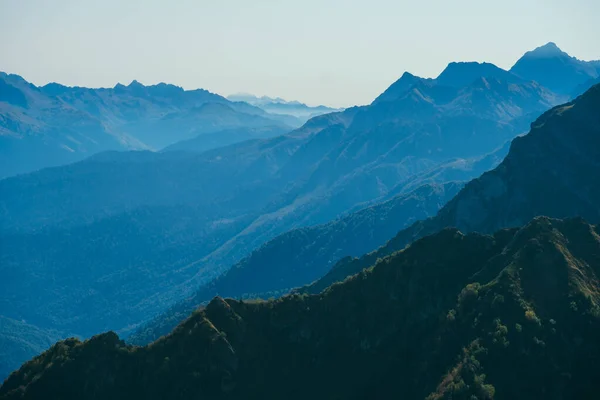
[1,44,596,381]
[0,74,294,178]
[3,217,600,399]
[304,83,600,295]
[0,63,558,337]
[130,82,600,344]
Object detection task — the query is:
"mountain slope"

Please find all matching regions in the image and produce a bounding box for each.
[372,72,432,104]
[571,75,600,99]
[510,42,600,96]
[3,217,600,399]
[128,181,463,344]
[304,83,600,295]
[162,126,290,154]
[0,204,259,338]
[130,141,513,344]
[0,317,65,382]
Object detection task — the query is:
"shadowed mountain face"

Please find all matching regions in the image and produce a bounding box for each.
[510,42,600,96]
[3,217,600,400]
[0,74,294,178]
[304,83,600,295]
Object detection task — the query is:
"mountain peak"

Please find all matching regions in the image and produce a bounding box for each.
[436,61,518,87]
[128,79,144,88]
[372,71,426,104]
[525,42,568,59]
[147,82,185,96]
[510,43,599,95]
[541,41,559,50]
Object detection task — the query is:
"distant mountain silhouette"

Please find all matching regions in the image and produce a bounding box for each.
[0,75,295,178]
[510,42,600,95]
[227,93,341,120]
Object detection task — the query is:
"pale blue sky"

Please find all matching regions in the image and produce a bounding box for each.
[1,0,599,107]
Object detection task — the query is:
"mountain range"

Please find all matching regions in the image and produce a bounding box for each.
[374,41,600,105]
[1,42,599,384]
[2,41,597,180]
[0,55,558,336]
[0,75,296,178]
[226,93,342,120]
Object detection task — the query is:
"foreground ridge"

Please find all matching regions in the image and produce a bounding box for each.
[2,217,600,399]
